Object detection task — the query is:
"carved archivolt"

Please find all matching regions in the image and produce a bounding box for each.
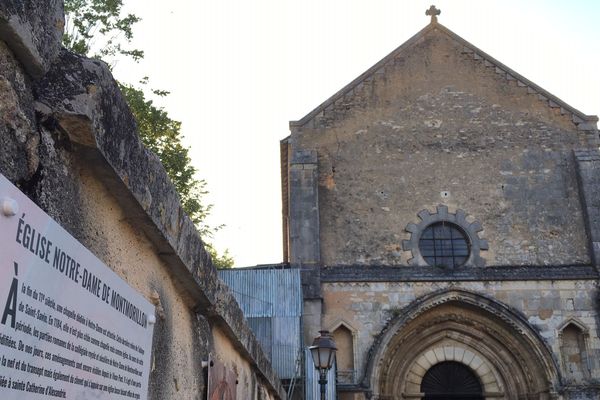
[363,289,560,400]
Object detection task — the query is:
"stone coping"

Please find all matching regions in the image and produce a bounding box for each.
[0,0,63,79]
[0,1,286,396]
[33,50,286,399]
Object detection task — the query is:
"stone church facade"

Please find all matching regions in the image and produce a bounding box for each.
[281,7,600,400]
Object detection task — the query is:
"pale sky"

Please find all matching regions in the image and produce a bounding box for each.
[113,1,600,267]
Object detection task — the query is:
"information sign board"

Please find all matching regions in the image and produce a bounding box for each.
[0,174,155,399]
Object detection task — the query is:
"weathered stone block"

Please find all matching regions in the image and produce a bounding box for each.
[0,41,38,183]
[0,0,63,78]
[31,48,286,399]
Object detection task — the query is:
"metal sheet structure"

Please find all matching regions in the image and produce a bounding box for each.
[219,268,302,379]
[0,174,155,399]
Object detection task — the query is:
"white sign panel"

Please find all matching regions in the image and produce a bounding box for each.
[0,174,155,399]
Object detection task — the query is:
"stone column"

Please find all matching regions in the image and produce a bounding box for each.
[574,149,600,268]
[288,148,323,344]
[289,149,320,267]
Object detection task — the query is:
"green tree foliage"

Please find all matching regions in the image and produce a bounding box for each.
[119,81,233,269]
[63,0,234,268]
[118,81,208,228]
[63,0,143,61]
[205,244,234,270]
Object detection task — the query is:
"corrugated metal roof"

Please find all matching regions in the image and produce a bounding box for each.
[218,268,303,379]
[219,268,302,317]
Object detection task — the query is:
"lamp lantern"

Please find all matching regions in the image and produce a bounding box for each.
[309,330,337,400]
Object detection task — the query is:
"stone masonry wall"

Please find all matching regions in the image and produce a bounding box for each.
[321,280,600,391]
[77,166,206,398]
[289,20,600,400]
[0,2,285,399]
[291,27,591,267]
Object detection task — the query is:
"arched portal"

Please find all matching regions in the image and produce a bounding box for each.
[363,289,560,400]
[421,361,483,400]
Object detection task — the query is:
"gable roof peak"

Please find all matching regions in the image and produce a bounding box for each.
[290,16,598,132]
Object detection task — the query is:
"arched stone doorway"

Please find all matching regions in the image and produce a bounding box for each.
[363,289,560,400]
[421,361,483,399]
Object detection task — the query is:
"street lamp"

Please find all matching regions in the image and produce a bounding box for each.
[309,330,337,400]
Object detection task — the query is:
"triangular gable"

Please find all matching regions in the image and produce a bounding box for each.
[290,21,598,132]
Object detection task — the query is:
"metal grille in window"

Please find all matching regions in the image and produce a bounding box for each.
[421,361,483,399]
[418,222,470,268]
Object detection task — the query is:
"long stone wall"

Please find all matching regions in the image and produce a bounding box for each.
[0,2,285,399]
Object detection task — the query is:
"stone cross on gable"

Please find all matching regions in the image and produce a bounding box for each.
[426,5,441,23]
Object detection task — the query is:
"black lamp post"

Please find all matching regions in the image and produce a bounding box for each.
[309,330,337,400]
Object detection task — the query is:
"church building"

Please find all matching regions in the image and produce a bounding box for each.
[281,6,600,400]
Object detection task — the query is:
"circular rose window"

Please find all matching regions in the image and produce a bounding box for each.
[418,222,470,268]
